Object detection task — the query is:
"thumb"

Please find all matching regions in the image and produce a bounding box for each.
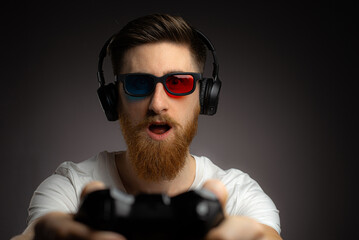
[80,181,106,201]
[202,179,228,212]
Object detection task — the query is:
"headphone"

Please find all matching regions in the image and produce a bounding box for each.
[97,29,222,121]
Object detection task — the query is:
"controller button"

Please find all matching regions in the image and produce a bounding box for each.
[196,201,209,217]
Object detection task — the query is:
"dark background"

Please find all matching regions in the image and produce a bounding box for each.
[1,1,357,239]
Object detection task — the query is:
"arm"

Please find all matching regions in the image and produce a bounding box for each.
[206,216,282,240]
[203,180,283,240]
[11,212,126,240]
[11,220,37,240]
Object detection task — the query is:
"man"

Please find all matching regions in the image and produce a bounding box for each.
[12,14,282,240]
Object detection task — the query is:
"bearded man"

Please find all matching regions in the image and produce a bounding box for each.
[12,14,282,240]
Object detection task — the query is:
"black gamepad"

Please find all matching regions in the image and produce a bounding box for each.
[74,188,224,240]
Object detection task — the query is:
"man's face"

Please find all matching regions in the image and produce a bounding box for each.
[118,42,201,182]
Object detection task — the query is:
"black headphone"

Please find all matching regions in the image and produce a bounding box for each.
[97,29,222,121]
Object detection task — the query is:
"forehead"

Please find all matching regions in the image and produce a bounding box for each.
[121,42,199,75]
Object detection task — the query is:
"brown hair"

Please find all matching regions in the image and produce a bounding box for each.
[109,14,207,75]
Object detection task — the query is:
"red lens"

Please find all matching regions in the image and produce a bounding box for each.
[165,75,194,94]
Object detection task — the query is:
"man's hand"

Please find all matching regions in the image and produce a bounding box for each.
[202,179,282,240]
[11,181,126,240]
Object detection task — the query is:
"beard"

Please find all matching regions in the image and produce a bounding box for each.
[119,106,200,182]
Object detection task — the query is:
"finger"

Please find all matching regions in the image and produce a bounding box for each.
[202,179,228,209]
[80,181,106,200]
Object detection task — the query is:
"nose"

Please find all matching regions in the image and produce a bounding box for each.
[148,83,169,114]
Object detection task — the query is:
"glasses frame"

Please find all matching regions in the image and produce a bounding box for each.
[115,72,202,97]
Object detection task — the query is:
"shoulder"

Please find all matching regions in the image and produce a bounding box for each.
[193,155,262,201]
[53,151,114,185]
[193,155,255,189]
[55,151,107,176]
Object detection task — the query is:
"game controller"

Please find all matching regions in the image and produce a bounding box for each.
[74,188,224,240]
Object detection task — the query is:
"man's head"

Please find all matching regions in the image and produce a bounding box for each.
[108,14,206,182]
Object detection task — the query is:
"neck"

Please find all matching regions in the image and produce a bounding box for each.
[115,151,196,197]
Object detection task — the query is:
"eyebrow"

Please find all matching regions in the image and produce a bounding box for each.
[162,70,188,75]
[126,70,190,76]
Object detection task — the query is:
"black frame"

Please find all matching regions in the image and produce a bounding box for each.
[115,72,202,97]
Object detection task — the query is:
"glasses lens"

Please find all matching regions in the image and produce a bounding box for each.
[165,75,194,94]
[125,75,155,96]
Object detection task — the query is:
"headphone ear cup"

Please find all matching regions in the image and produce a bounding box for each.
[207,78,221,115]
[97,83,119,121]
[199,78,213,115]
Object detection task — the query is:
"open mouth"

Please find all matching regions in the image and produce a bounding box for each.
[148,122,172,135]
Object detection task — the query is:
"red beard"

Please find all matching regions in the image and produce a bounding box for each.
[119,108,199,182]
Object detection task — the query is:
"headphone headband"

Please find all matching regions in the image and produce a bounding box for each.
[194,30,219,81]
[97,36,114,87]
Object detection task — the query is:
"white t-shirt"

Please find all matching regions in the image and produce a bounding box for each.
[27,151,281,233]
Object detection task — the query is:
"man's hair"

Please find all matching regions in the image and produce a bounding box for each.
[109,13,207,75]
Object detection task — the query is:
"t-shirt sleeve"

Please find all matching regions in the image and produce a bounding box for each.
[27,172,79,225]
[26,154,111,226]
[193,156,281,234]
[225,171,281,234]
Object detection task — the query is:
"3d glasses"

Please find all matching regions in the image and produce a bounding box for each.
[116,72,202,97]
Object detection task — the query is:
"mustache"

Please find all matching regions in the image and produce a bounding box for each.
[135,113,181,130]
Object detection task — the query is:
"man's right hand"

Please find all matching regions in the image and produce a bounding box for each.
[11,181,126,240]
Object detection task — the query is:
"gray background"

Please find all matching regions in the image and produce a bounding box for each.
[1,1,357,239]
